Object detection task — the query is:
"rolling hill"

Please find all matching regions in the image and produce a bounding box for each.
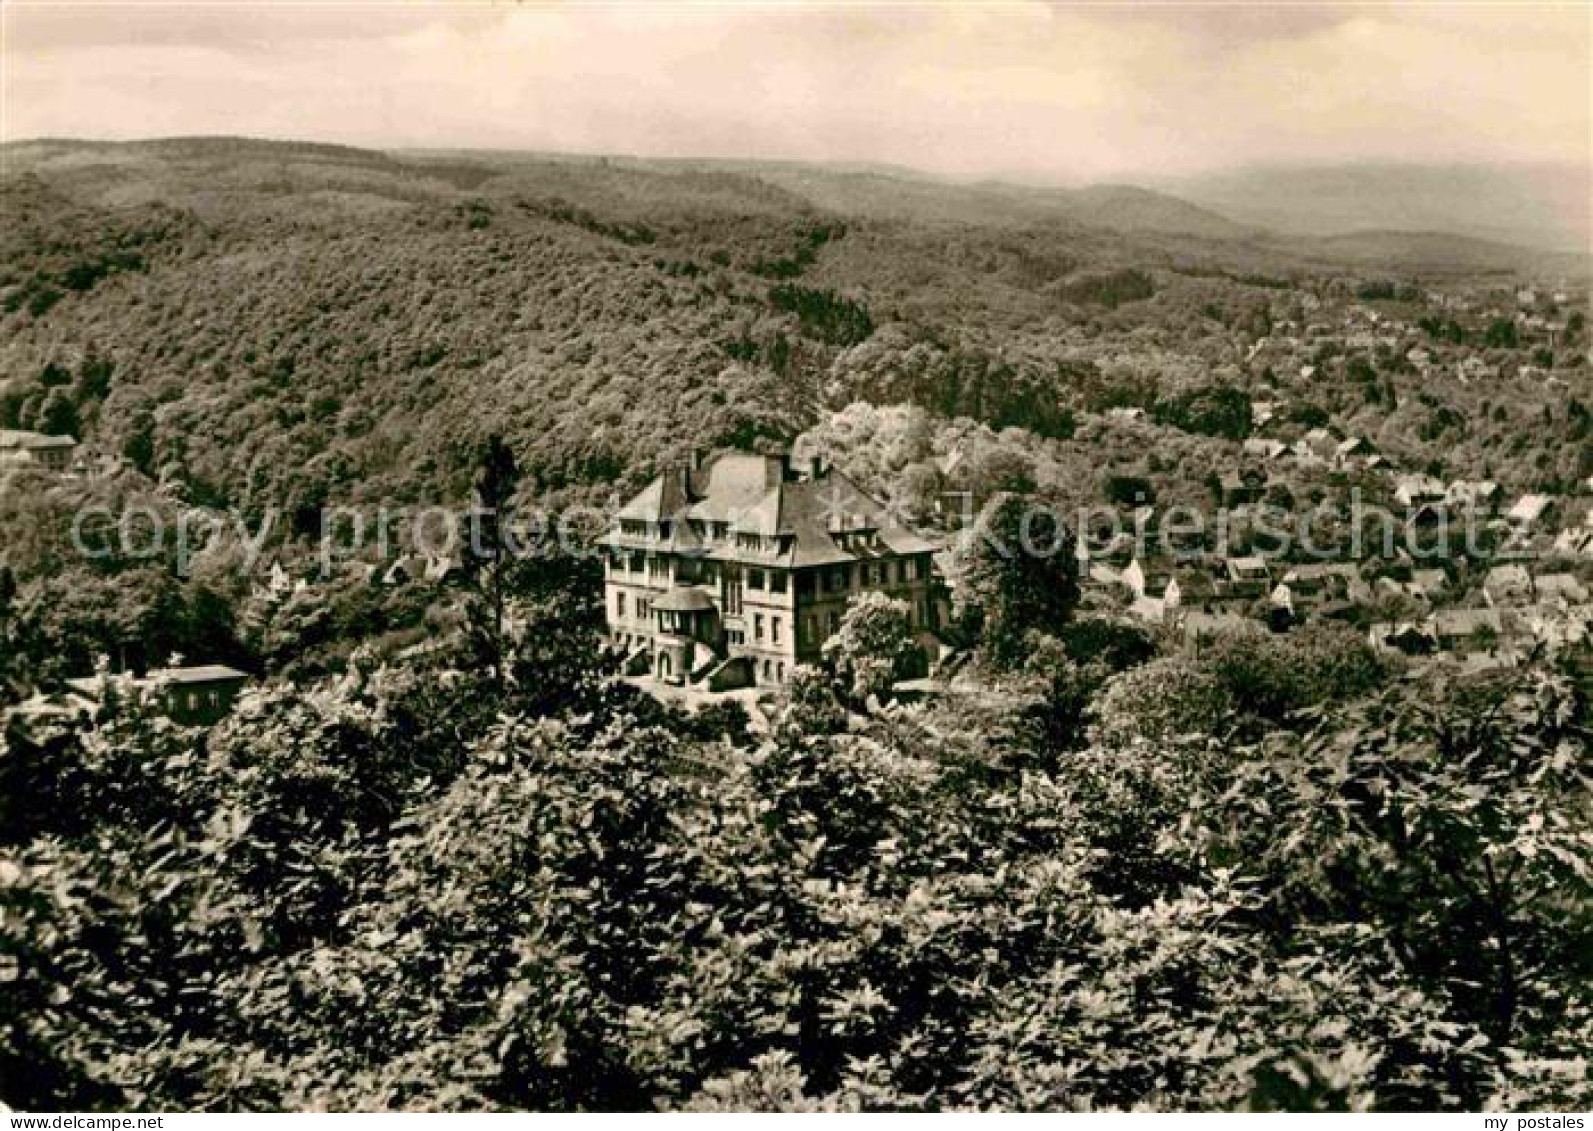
[1,136,1585,522]
[1159,162,1592,255]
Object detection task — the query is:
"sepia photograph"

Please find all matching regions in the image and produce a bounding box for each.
[1,0,1590,1117]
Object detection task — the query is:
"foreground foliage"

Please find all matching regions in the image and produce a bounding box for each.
[3,605,1587,1110]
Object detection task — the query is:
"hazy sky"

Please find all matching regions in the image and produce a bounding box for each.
[4,2,1589,182]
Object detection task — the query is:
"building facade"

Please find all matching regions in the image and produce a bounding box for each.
[600,450,943,687]
[0,429,77,473]
[60,664,251,726]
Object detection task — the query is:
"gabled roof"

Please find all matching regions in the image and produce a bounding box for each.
[615,471,692,524]
[685,453,785,524]
[608,452,937,569]
[735,470,934,567]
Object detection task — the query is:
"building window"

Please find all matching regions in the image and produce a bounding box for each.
[749,568,765,590]
[771,616,781,645]
[616,592,626,619]
[754,613,764,641]
[770,570,788,593]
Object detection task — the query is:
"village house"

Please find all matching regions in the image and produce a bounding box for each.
[1121,558,1182,623]
[1447,480,1502,514]
[1408,568,1449,602]
[600,449,943,688]
[1506,494,1557,531]
[1332,436,1378,471]
[1369,620,1436,657]
[1395,474,1449,510]
[1242,438,1287,461]
[1430,607,1506,656]
[61,664,251,727]
[1280,562,1369,608]
[1552,524,1593,558]
[1267,582,1298,630]
[1533,572,1590,606]
[1219,554,1273,598]
[1516,603,1592,651]
[1217,467,1268,508]
[1482,563,1534,607]
[0,429,77,473]
[1291,427,1341,466]
[1374,575,1431,608]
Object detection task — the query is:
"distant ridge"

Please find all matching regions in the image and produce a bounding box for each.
[3,136,1586,275]
[1160,161,1592,255]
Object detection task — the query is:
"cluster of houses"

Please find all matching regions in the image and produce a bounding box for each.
[1368,562,1590,669]
[1251,279,1587,394]
[1085,276,1590,672]
[1085,440,1591,671]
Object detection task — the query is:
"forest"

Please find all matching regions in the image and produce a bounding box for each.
[1,138,1590,1112]
[3,502,1589,1110]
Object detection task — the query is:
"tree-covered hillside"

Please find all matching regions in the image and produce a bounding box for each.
[4,138,1584,521]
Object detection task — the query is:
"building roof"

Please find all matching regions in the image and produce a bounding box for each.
[1227,555,1271,574]
[0,429,76,451]
[1507,494,1555,525]
[653,585,717,613]
[608,451,937,570]
[66,664,250,696]
[1432,608,1503,638]
[686,453,786,524]
[1484,564,1532,589]
[1395,474,1448,505]
[1535,573,1589,603]
[615,471,692,524]
[1448,479,1500,505]
[1409,568,1448,593]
